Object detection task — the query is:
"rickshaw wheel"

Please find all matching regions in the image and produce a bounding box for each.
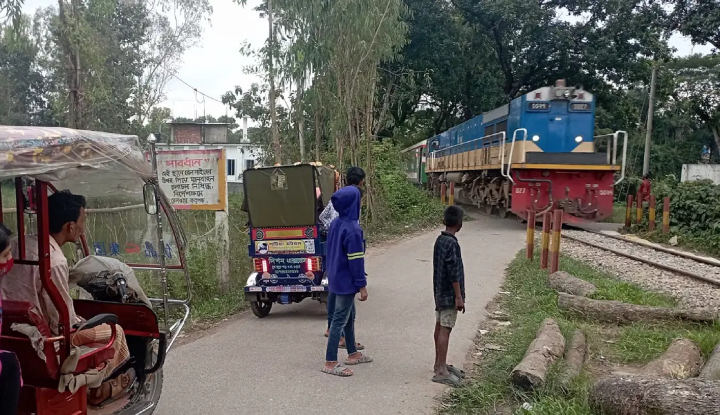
[137,348,164,414]
[251,301,272,318]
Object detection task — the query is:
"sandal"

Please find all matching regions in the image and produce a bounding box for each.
[88,368,136,406]
[339,341,365,351]
[448,365,466,379]
[345,352,373,365]
[322,363,353,377]
[432,373,461,387]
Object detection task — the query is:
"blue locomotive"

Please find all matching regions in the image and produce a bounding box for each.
[408,79,627,223]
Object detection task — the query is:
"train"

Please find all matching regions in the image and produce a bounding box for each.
[401,80,627,223]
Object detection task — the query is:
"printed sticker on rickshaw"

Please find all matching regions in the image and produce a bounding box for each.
[267,286,307,293]
[310,286,325,292]
[248,287,262,292]
[255,240,315,255]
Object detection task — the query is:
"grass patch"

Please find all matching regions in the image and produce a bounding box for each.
[602,204,627,224]
[441,249,719,415]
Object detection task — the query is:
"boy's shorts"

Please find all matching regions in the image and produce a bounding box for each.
[436,309,458,328]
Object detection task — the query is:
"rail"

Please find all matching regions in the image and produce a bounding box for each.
[501,128,527,183]
[563,227,720,288]
[593,130,628,185]
[428,131,507,170]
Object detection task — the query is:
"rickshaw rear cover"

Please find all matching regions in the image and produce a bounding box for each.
[243,164,318,228]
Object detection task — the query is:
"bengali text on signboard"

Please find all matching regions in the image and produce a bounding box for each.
[156,149,227,211]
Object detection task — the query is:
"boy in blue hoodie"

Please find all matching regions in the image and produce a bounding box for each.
[322,185,372,376]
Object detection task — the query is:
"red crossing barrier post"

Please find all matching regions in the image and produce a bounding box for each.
[440,183,447,205]
[540,212,552,269]
[449,182,455,206]
[648,195,656,232]
[526,210,536,260]
[662,197,670,234]
[549,210,563,274]
[636,192,642,225]
[625,195,633,229]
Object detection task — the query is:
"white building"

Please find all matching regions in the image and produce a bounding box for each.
[162,122,263,192]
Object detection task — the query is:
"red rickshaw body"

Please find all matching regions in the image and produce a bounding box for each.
[0,127,189,415]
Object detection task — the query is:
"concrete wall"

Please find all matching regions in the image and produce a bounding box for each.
[681,164,720,184]
[204,125,228,143]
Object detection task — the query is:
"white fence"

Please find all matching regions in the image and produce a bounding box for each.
[681,164,720,185]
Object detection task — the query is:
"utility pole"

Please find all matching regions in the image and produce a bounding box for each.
[643,65,657,176]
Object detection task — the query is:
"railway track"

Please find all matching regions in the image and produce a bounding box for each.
[455,195,720,291]
[562,227,720,289]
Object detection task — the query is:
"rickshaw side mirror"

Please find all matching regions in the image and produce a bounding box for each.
[143,183,159,215]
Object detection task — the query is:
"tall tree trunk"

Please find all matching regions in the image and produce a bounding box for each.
[58,0,82,129]
[297,82,305,162]
[314,97,321,161]
[267,0,281,164]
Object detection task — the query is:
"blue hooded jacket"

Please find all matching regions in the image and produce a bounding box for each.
[326,186,366,295]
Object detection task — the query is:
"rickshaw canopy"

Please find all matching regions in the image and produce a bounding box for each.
[243,164,320,228]
[0,126,152,182]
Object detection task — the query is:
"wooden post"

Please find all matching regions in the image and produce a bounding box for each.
[449,182,455,206]
[663,197,670,234]
[540,211,552,269]
[625,195,633,228]
[648,195,656,232]
[526,210,536,260]
[441,182,447,205]
[549,210,563,273]
[636,192,642,224]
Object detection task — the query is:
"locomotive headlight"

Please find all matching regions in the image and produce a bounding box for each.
[532,135,540,142]
[564,90,572,98]
[575,136,583,143]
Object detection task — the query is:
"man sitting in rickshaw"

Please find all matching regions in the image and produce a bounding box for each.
[1,190,135,405]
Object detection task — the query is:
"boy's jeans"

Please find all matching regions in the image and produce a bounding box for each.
[325,293,357,362]
[326,293,346,338]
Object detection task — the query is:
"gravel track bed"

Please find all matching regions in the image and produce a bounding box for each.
[553,230,720,309]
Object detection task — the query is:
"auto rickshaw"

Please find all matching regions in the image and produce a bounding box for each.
[243,163,339,317]
[0,127,191,414]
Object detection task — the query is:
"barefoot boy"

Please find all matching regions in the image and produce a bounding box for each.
[432,205,466,386]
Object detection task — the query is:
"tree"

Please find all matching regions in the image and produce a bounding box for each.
[0,0,23,28]
[0,14,52,125]
[671,0,720,50]
[452,0,672,100]
[234,0,282,164]
[132,0,212,133]
[668,54,720,150]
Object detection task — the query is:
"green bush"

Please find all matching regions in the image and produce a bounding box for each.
[371,141,443,227]
[630,176,720,255]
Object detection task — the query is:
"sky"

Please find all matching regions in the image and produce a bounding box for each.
[22,0,715,121]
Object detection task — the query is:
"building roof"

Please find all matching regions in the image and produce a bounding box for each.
[167,122,230,126]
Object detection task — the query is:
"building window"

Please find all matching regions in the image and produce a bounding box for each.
[245,159,255,170]
[227,159,236,176]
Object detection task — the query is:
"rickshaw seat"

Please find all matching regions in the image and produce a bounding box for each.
[0,300,116,385]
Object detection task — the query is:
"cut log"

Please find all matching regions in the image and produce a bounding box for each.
[558,330,587,390]
[510,318,565,391]
[548,271,597,297]
[557,293,719,324]
[638,338,703,379]
[700,343,720,380]
[589,376,720,415]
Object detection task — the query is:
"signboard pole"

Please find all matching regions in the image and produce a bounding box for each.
[155,147,231,286]
[216,149,230,287]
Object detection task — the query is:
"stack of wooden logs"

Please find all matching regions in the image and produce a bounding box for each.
[509,271,720,415]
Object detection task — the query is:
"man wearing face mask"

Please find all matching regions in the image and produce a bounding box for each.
[1,190,135,405]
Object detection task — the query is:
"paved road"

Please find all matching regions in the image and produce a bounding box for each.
[155,215,524,415]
